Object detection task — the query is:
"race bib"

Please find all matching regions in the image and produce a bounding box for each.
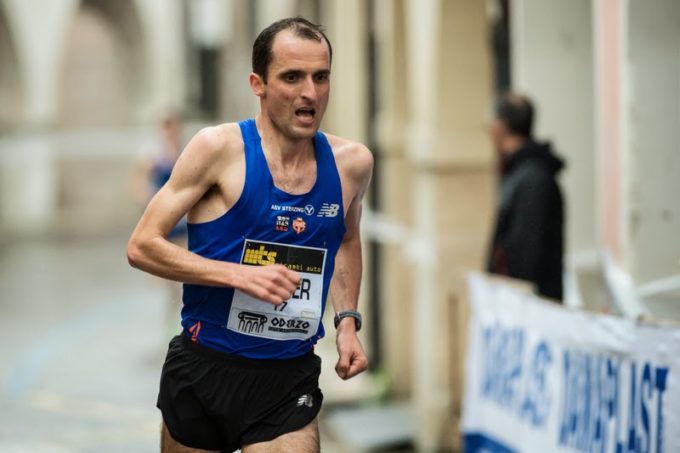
[227,239,326,340]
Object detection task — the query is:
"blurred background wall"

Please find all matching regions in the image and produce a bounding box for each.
[0,0,678,450]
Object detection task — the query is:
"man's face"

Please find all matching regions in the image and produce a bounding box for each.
[256,29,331,140]
[489,118,508,155]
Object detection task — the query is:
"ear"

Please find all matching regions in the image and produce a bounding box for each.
[249,73,266,97]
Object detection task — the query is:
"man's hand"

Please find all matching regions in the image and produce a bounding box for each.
[335,320,368,380]
[236,264,301,305]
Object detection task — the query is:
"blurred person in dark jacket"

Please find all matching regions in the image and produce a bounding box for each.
[487,93,565,301]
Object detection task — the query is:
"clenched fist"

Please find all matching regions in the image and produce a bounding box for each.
[236,264,301,305]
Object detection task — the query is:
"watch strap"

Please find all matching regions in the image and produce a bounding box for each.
[334,310,362,331]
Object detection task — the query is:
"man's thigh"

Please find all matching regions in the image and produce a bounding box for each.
[241,418,319,453]
[161,422,219,453]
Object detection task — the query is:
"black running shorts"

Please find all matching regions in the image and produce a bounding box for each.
[157,334,323,452]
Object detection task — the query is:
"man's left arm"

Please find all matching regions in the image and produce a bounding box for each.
[329,143,373,380]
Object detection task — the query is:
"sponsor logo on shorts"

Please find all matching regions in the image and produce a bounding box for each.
[237,311,267,334]
[317,203,340,218]
[297,394,314,408]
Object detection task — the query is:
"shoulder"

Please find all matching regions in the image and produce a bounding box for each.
[166,123,244,188]
[323,133,374,183]
[189,122,242,155]
[177,123,243,165]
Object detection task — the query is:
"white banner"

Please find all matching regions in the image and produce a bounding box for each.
[461,273,680,453]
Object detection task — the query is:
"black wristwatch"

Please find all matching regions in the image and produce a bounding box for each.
[333,310,362,331]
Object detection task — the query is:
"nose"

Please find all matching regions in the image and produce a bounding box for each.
[300,76,317,101]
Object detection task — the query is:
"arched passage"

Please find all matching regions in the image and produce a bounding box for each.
[0,4,23,132]
[55,0,149,233]
[59,0,146,128]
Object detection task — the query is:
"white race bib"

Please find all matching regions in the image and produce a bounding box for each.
[227,239,326,340]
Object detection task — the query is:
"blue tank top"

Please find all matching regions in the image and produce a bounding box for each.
[181,119,346,359]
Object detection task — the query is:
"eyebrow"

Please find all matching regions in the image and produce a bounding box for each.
[277,69,331,77]
[279,69,303,78]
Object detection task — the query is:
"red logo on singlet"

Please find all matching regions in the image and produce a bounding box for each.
[292,217,306,234]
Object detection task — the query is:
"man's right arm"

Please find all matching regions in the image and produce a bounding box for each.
[127,126,299,305]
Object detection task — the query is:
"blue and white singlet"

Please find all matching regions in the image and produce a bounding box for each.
[181,119,346,359]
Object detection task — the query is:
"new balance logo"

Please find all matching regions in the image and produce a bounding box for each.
[317,203,340,218]
[297,394,314,408]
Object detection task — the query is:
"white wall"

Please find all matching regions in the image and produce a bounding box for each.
[625,0,680,283]
[510,0,596,261]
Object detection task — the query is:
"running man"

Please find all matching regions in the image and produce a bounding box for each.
[127,17,372,453]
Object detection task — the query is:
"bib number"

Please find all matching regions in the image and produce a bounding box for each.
[227,239,326,340]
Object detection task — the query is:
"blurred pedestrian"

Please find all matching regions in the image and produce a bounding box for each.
[487,92,565,302]
[129,112,187,337]
[127,17,372,452]
[130,112,187,235]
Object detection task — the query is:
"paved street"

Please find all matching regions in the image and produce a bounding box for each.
[0,235,166,452]
[0,235,377,452]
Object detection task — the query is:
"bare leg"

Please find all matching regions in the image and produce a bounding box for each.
[161,422,219,453]
[241,418,320,453]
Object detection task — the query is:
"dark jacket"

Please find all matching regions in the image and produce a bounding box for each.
[487,140,565,301]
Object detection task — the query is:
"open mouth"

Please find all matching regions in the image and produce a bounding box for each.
[295,107,316,121]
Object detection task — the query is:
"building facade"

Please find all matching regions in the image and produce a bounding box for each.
[1,0,678,450]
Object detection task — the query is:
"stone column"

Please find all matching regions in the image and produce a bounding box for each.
[404,0,494,450]
[320,0,374,361]
[141,0,188,116]
[219,0,258,121]
[256,0,297,31]
[322,0,368,143]
[0,0,78,233]
[373,0,413,398]
[593,0,624,263]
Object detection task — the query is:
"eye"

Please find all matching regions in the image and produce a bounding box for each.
[284,73,298,82]
[315,73,329,82]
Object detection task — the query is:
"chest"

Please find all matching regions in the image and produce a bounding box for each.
[248,173,345,244]
[266,158,318,195]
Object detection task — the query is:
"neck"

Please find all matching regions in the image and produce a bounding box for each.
[255,114,315,165]
[501,135,528,158]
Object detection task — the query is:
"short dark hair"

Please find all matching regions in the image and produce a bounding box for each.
[496,93,535,137]
[252,17,332,83]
